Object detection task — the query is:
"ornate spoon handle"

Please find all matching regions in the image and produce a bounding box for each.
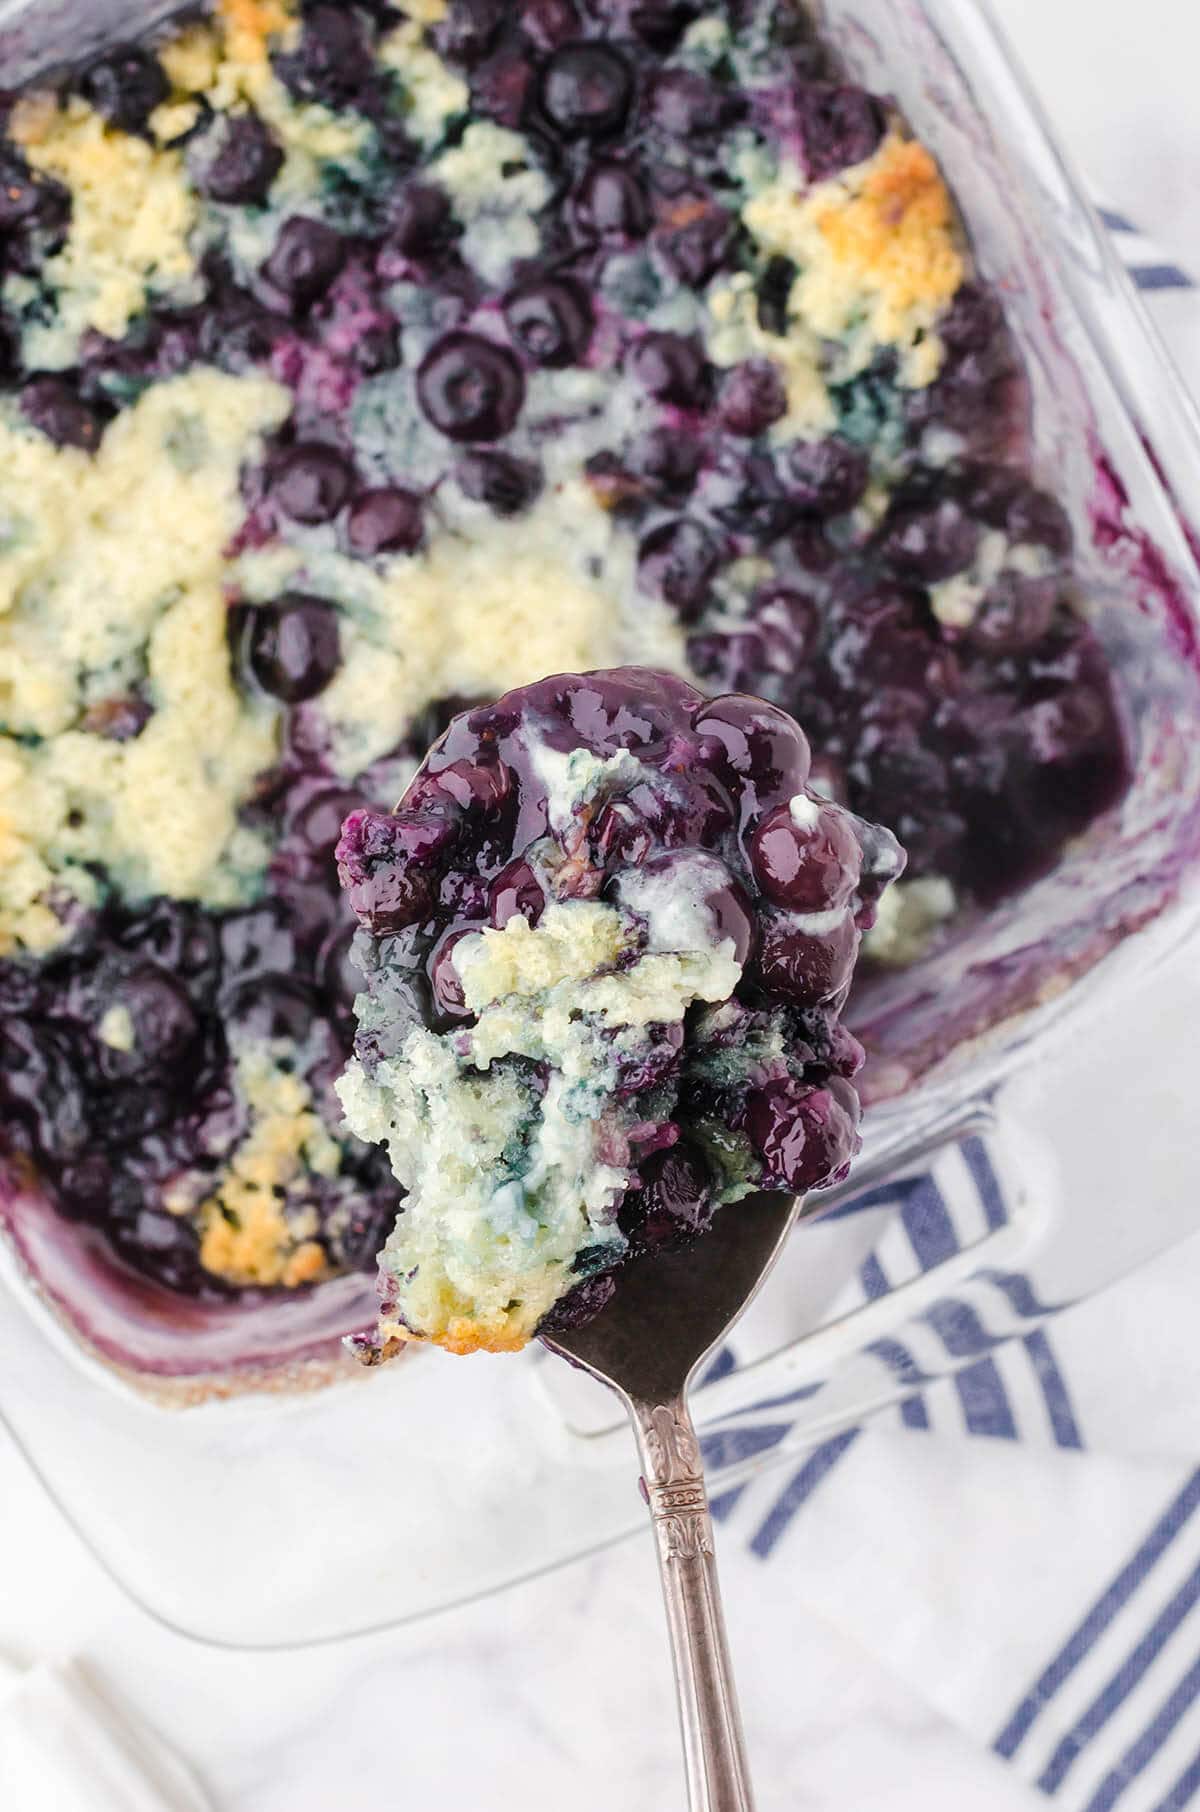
[631,1393,756,1812]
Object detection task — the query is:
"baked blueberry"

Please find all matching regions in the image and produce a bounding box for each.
[648,68,733,139]
[197,111,283,206]
[780,436,869,517]
[20,375,106,451]
[718,360,788,437]
[521,0,582,50]
[877,496,980,583]
[262,217,347,309]
[637,519,722,617]
[794,84,885,181]
[749,795,862,912]
[245,594,342,702]
[939,282,1004,354]
[93,965,199,1081]
[270,444,356,524]
[294,788,368,863]
[416,333,526,441]
[626,426,702,495]
[345,486,425,556]
[503,278,593,368]
[198,284,289,370]
[352,322,403,376]
[386,182,453,257]
[628,331,708,405]
[702,446,791,542]
[573,160,650,240]
[79,46,169,133]
[655,203,733,286]
[455,450,543,515]
[0,150,69,234]
[275,6,373,106]
[539,44,634,139]
[432,0,508,65]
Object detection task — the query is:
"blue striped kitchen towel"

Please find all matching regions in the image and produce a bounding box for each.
[1098,209,1195,293]
[692,219,1200,1812]
[707,1126,1200,1812]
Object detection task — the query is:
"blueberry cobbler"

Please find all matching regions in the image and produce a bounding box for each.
[0,0,1128,1315]
[336,669,899,1353]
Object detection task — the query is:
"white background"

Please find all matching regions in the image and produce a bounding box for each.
[2,6,1199,1808]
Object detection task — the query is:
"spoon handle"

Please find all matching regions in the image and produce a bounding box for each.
[631,1393,756,1812]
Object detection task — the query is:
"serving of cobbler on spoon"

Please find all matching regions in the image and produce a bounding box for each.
[335,665,902,1811]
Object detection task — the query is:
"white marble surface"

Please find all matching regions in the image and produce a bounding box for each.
[2,7,1199,1808]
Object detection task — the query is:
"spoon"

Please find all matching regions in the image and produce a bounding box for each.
[542,1185,803,1812]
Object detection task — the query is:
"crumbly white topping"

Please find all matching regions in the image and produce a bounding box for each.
[338,876,742,1353]
[0,370,289,953]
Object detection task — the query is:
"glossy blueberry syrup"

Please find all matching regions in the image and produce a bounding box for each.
[0,0,1132,1311]
[338,668,901,1332]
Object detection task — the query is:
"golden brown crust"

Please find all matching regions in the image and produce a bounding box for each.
[439,1320,532,1356]
[216,0,294,65]
[814,136,963,322]
[378,1314,533,1357]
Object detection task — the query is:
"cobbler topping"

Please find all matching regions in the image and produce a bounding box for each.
[336,668,901,1355]
[0,0,1128,1304]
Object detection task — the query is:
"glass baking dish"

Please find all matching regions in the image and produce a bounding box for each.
[0,0,1198,1645]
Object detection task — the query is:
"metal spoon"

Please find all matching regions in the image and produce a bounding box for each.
[542,1187,803,1812]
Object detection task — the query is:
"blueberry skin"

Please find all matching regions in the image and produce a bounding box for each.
[456,451,543,517]
[20,376,106,452]
[627,332,709,406]
[262,217,347,310]
[637,519,722,619]
[0,151,69,235]
[794,84,885,181]
[573,160,650,240]
[270,445,356,524]
[199,112,283,206]
[245,594,342,703]
[503,279,593,369]
[80,46,169,133]
[275,6,373,107]
[416,333,526,442]
[538,43,634,139]
[387,182,453,257]
[718,360,788,437]
[432,0,507,65]
[346,487,425,556]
